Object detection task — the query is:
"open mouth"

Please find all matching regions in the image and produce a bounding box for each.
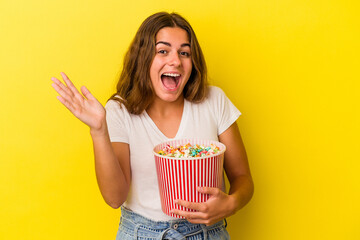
[161,73,181,90]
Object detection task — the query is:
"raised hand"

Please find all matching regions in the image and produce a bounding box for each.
[51,72,106,133]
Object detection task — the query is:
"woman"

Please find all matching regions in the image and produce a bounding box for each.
[51,12,253,240]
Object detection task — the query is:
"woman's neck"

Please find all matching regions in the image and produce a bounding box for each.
[146,95,185,117]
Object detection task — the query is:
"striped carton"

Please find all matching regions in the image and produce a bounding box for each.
[153,139,226,218]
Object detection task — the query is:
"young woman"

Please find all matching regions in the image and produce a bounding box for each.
[51,12,253,240]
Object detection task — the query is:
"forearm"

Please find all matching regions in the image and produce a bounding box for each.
[51,72,129,208]
[91,126,129,208]
[228,174,254,213]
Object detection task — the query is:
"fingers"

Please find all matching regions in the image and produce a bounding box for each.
[56,95,76,113]
[51,73,86,113]
[171,206,214,226]
[171,187,226,226]
[51,77,74,97]
[51,76,77,100]
[80,85,96,101]
[60,72,73,90]
[172,187,221,214]
[60,72,84,103]
[51,72,86,101]
[171,206,205,220]
[172,200,208,219]
[175,199,203,212]
[171,208,204,222]
[60,72,75,90]
[51,79,74,103]
[51,82,76,112]
[197,186,221,196]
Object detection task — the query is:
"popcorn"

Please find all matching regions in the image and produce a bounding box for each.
[157,143,220,158]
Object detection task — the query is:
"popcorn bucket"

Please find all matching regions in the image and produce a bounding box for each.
[153,139,226,218]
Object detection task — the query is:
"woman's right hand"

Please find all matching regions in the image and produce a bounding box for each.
[51,72,106,134]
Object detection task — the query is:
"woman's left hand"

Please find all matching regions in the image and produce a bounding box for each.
[171,186,236,226]
[172,122,254,226]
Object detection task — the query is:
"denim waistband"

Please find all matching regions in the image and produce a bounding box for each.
[119,206,227,240]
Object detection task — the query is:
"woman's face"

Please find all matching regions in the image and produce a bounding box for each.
[149,27,192,103]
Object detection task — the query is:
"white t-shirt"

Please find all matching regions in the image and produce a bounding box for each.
[105,86,241,221]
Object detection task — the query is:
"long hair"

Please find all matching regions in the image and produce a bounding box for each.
[109,12,208,115]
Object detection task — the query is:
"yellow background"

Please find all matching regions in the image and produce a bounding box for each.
[1,0,359,239]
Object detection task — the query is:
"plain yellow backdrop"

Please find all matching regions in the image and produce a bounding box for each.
[0,0,359,239]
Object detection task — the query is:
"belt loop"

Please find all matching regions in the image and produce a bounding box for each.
[158,228,170,240]
[134,224,140,240]
[201,224,208,240]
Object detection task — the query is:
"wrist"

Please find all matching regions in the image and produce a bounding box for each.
[227,193,241,215]
[90,121,108,138]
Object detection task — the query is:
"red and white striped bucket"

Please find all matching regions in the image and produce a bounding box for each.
[153,139,226,218]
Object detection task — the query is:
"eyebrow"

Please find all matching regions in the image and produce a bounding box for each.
[155,41,190,48]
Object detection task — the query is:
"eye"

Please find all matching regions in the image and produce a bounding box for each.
[158,49,167,54]
[180,51,191,57]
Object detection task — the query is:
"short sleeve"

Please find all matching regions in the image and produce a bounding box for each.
[105,100,130,143]
[207,86,241,135]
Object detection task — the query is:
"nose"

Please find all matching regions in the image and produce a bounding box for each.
[168,52,181,67]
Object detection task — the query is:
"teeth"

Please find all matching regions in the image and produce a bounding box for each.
[163,73,180,77]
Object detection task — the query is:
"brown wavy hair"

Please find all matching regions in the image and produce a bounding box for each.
[108,12,208,115]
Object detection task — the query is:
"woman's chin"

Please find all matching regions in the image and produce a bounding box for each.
[155,91,183,103]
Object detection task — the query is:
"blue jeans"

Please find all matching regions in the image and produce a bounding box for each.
[116,207,230,240]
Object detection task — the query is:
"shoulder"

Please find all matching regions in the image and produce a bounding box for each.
[105,95,125,111]
[105,97,132,119]
[105,100,122,114]
[105,99,120,108]
[193,86,229,113]
[191,86,228,107]
[204,85,239,114]
[206,85,228,101]
[105,99,118,109]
